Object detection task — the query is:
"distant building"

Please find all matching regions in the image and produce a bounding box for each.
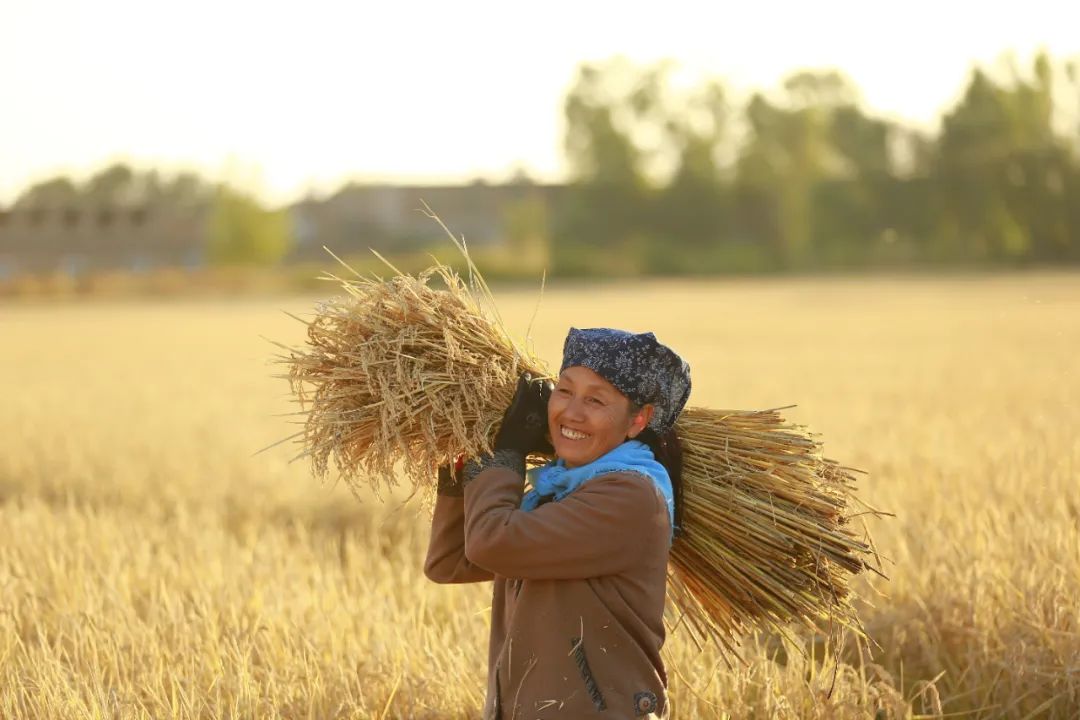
[0,202,209,277]
[0,180,566,275]
[286,180,565,263]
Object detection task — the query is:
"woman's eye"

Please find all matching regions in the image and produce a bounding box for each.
[586,396,603,405]
[556,387,571,396]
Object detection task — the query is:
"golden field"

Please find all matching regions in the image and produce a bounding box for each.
[1,271,1078,719]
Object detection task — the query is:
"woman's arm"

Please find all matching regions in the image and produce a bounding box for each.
[462,455,666,580]
[424,466,495,584]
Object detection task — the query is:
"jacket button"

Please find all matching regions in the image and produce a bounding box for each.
[634,690,658,716]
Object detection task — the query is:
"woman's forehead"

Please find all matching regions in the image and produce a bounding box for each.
[558,365,620,394]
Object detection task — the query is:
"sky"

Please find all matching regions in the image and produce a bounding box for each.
[2,0,1078,206]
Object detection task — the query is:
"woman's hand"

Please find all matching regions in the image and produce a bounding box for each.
[455,373,552,491]
[493,372,554,456]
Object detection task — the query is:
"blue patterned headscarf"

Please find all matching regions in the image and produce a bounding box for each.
[560,327,691,433]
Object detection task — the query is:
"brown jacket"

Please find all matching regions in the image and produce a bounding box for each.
[425,462,672,719]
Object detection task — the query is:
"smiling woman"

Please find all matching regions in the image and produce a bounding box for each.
[424,327,690,720]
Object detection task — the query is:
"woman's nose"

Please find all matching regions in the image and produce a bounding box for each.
[561,397,586,422]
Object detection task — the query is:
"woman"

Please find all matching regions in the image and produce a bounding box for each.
[425,327,691,719]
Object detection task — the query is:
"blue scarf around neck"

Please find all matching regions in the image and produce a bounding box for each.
[522,439,675,543]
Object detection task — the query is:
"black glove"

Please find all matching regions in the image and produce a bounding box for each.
[455,373,552,490]
[436,457,466,497]
[493,371,554,455]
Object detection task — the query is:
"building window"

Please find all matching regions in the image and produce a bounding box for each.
[97,208,114,227]
[131,207,148,226]
[64,208,80,227]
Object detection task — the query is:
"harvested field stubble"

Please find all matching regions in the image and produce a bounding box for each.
[0,273,1078,718]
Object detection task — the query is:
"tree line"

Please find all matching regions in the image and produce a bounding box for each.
[6,50,1079,277]
[552,51,1080,275]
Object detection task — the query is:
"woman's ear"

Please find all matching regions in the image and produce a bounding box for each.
[627,404,655,439]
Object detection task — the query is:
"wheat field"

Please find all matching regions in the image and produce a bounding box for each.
[1,271,1078,719]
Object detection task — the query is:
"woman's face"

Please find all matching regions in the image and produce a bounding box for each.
[547,365,652,468]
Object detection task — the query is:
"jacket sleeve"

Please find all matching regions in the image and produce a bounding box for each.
[424,492,496,584]
[462,466,666,580]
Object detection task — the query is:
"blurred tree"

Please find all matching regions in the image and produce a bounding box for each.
[555,59,671,273]
[650,79,731,270]
[164,172,214,205]
[85,163,137,204]
[933,52,1073,263]
[734,71,856,268]
[207,185,292,266]
[564,62,648,187]
[830,104,893,177]
[14,177,80,208]
[820,104,902,264]
[1065,60,1080,260]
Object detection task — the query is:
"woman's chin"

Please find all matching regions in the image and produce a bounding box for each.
[555,443,597,468]
[554,442,580,464]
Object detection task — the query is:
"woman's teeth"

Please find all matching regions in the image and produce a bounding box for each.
[560,426,590,440]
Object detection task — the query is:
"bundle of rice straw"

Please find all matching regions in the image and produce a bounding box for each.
[268,220,887,657]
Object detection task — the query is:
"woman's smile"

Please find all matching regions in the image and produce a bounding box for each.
[559,425,591,441]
